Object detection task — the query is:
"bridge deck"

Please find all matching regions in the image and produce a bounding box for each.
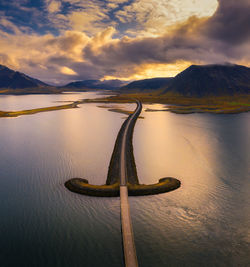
[120,186,138,267]
[120,101,141,267]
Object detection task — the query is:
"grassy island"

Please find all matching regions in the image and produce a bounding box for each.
[98,105,144,118]
[86,93,250,114]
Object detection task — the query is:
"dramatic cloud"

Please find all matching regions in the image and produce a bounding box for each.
[205,0,250,44]
[0,0,249,84]
[115,0,218,36]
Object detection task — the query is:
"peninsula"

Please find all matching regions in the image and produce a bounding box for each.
[0,101,80,118]
[65,100,181,197]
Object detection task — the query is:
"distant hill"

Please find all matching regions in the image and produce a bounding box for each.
[1,63,249,97]
[163,64,250,97]
[120,77,173,92]
[64,79,128,90]
[0,64,48,89]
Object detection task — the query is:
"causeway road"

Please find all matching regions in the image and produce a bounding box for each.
[120,100,142,267]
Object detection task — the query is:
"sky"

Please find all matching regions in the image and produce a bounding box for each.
[0,0,249,85]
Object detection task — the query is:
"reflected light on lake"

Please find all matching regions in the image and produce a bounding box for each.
[0,94,249,267]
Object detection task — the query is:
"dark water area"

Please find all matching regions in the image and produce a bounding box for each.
[0,93,249,266]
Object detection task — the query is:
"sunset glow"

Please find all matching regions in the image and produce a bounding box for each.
[0,0,249,85]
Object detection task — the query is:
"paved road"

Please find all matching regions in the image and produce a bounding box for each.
[120,100,142,267]
[120,100,142,186]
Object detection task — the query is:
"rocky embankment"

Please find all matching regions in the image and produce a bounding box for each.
[65,101,181,197]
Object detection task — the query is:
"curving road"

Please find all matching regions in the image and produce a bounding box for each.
[120,100,142,267]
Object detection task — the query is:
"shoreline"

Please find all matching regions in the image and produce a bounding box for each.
[1,91,249,116]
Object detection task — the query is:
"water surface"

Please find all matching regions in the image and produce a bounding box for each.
[0,94,249,266]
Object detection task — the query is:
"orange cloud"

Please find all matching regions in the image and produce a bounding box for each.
[60,66,77,75]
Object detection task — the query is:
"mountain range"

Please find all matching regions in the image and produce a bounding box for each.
[119,77,173,92]
[0,63,249,96]
[64,79,127,90]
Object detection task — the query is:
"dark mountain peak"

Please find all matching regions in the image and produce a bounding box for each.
[0,64,48,89]
[163,64,250,97]
[0,64,8,70]
[187,63,247,71]
[0,64,14,74]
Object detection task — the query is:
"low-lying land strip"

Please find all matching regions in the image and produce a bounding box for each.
[65,177,180,197]
[1,92,248,118]
[65,179,120,197]
[86,93,250,114]
[0,101,80,118]
[0,87,63,95]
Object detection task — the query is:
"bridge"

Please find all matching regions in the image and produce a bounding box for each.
[119,100,142,267]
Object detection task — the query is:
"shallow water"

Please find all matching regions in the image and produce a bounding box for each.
[0,93,249,266]
[0,91,101,111]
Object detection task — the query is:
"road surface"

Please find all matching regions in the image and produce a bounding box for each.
[120,100,142,267]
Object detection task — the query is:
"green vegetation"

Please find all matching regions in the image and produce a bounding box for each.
[88,92,250,114]
[0,101,79,118]
[228,102,250,107]
[0,87,63,95]
[128,178,180,196]
[65,179,120,197]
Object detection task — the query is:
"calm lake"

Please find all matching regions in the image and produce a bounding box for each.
[0,92,249,267]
